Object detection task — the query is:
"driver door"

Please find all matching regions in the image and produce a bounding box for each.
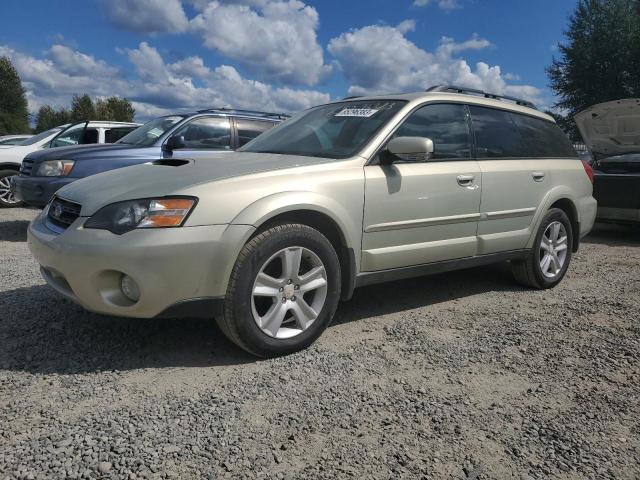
[362,103,481,271]
[165,116,233,158]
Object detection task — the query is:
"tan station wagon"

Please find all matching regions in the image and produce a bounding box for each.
[28,86,597,357]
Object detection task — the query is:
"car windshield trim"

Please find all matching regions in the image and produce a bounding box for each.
[240,100,408,160]
[18,128,64,146]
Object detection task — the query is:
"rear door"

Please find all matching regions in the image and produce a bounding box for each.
[469,106,577,254]
[362,103,481,271]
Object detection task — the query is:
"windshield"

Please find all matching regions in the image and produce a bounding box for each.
[117,116,185,146]
[241,100,407,159]
[20,128,63,146]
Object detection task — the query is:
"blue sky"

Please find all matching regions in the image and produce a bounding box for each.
[0,0,576,120]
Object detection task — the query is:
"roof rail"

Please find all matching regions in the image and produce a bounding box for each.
[426,85,537,110]
[196,107,290,120]
[341,95,362,100]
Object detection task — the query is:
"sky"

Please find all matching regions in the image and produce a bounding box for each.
[0,0,576,122]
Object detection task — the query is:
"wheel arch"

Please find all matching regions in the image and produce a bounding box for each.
[233,193,360,301]
[528,187,581,253]
[549,198,580,252]
[0,163,20,172]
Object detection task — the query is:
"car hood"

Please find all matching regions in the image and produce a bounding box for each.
[25,143,150,162]
[56,151,337,215]
[574,99,640,156]
[0,144,39,160]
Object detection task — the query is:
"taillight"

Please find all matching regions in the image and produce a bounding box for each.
[581,160,594,183]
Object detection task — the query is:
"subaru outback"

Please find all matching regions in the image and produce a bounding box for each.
[27,86,597,357]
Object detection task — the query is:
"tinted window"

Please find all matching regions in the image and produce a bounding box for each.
[511,114,577,158]
[236,119,277,147]
[469,105,529,158]
[241,100,407,159]
[50,126,99,148]
[105,127,136,143]
[174,117,231,150]
[393,103,471,160]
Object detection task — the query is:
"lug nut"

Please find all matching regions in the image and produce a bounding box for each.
[279,287,284,292]
[287,279,292,284]
[294,284,299,290]
[291,296,296,301]
[282,297,286,303]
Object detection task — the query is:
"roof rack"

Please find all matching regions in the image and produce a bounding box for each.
[341,95,363,100]
[426,85,537,110]
[196,107,290,120]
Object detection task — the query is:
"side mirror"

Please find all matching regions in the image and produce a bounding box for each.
[384,136,434,163]
[163,135,185,151]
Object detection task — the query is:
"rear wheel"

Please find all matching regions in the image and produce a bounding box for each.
[218,223,341,357]
[0,170,24,208]
[512,208,573,289]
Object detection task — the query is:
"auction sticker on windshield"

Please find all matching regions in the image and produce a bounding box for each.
[335,108,379,117]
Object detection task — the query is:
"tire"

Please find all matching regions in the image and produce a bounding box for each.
[0,170,24,208]
[512,208,573,289]
[218,223,341,357]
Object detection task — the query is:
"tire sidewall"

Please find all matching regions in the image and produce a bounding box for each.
[532,209,573,288]
[227,225,341,356]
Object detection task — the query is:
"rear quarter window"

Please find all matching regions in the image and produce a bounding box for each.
[236,119,277,147]
[510,114,577,158]
[105,127,137,143]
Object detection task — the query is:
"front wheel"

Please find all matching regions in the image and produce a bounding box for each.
[218,223,341,357]
[512,208,573,289]
[0,170,24,208]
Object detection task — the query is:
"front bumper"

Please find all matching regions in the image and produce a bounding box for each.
[28,213,254,318]
[12,175,75,208]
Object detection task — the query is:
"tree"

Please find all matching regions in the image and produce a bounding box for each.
[70,94,95,122]
[0,56,29,135]
[35,105,71,133]
[95,96,135,122]
[547,0,640,137]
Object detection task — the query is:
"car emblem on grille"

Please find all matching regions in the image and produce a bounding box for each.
[52,202,64,219]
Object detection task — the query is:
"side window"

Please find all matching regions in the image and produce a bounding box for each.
[511,114,578,158]
[392,103,471,160]
[105,127,136,143]
[174,117,231,150]
[50,127,99,148]
[468,105,529,158]
[236,119,276,147]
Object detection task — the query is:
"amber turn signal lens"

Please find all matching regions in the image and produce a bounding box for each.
[138,198,196,228]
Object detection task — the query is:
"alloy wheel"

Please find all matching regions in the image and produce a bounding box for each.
[0,174,19,205]
[539,221,568,278]
[251,246,328,339]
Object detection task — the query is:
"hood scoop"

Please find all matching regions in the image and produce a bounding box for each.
[150,159,192,167]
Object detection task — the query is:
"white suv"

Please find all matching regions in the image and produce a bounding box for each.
[0,121,139,207]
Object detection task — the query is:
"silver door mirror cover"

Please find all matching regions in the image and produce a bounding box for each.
[386,136,434,162]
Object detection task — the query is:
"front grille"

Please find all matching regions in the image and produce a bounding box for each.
[47,197,82,230]
[21,159,34,176]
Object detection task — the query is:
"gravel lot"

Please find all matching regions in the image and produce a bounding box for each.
[0,207,638,479]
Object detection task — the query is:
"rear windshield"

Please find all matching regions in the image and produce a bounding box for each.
[241,100,407,159]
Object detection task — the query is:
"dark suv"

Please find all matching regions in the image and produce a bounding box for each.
[13,109,287,208]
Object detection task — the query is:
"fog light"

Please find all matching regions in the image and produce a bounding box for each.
[120,274,140,302]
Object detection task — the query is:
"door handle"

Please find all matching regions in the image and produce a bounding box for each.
[532,171,545,182]
[457,174,475,186]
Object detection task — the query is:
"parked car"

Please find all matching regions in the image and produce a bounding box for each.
[0,121,139,207]
[28,86,596,357]
[0,135,32,146]
[575,99,640,225]
[13,109,286,208]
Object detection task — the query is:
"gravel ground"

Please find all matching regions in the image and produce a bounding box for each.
[0,207,638,480]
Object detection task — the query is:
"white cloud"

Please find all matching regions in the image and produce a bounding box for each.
[328,24,542,105]
[102,0,189,33]
[189,0,331,85]
[0,42,330,120]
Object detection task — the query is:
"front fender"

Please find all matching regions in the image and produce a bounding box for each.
[231,191,361,254]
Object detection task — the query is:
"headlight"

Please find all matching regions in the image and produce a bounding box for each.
[37,160,75,177]
[84,197,197,234]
